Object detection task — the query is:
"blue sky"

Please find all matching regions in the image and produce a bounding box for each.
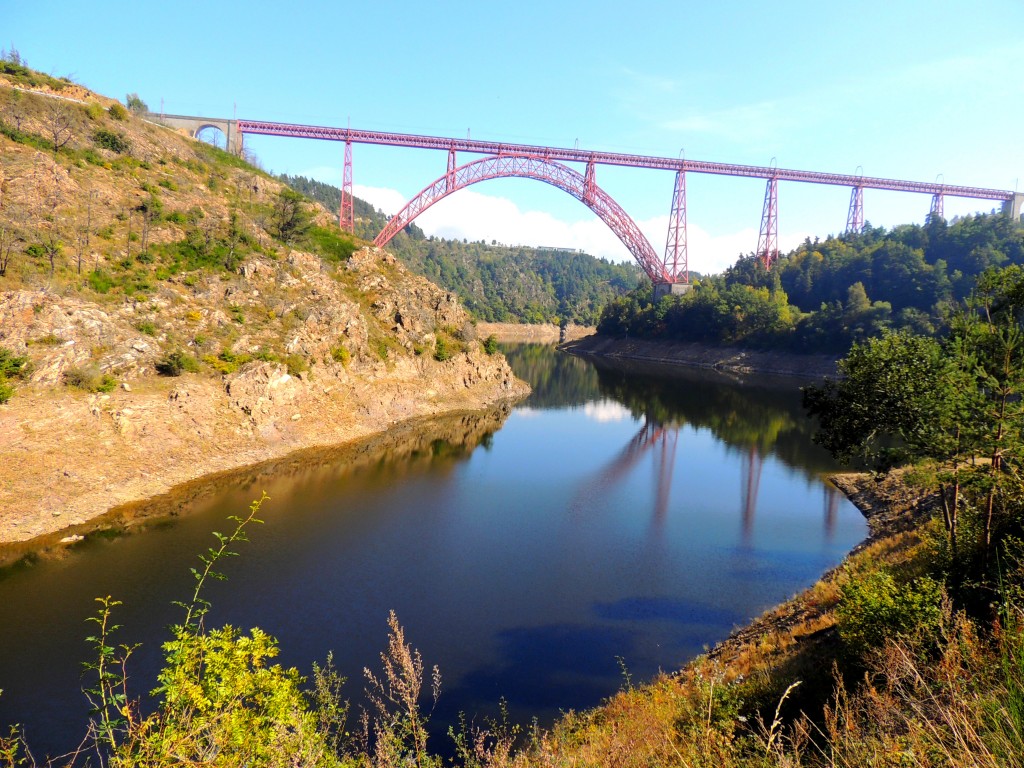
[6,0,1023,273]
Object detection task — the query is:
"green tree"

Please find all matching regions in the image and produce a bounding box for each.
[271,188,313,244]
[125,92,148,114]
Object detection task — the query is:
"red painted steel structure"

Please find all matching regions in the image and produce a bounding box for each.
[373,154,674,283]
[340,140,354,233]
[846,186,865,234]
[236,120,1016,278]
[664,170,688,283]
[757,177,779,268]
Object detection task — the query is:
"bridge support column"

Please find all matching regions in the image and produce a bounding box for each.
[226,120,243,156]
[664,170,688,283]
[757,176,779,268]
[340,141,354,233]
[846,186,864,234]
[930,191,945,221]
[1004,192,1024,222]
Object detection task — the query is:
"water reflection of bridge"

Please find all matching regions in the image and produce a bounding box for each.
[586,417,842,540]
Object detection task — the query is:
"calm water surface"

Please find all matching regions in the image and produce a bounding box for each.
[0,345,865,756]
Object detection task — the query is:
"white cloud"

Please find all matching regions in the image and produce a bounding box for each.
[352,184,407,215]
[580,400,633,423]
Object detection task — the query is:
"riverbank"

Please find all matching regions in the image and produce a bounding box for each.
[561,334,841,379]
[475,322,595,343]
[0,248,530,553]
[520,468,935,765]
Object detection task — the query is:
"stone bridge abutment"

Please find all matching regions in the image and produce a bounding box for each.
[145,113,243,155]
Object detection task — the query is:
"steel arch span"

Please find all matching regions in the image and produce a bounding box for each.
[372,154,675,283]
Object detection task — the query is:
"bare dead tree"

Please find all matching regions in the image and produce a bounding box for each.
[43,99,74,153]
[1,88,26,131]
[0,224,21,277]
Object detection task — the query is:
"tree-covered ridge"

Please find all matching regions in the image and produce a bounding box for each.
[280,174,643,325]
[598,212,1024,352]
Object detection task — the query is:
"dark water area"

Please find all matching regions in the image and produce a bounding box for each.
[0,345,865,758]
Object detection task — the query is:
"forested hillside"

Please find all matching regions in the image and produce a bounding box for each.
[599,213,1024,352]
[281,174,643,325]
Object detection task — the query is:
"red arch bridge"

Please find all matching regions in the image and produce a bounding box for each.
[221,118,1021,287]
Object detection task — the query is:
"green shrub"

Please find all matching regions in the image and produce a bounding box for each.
[93,129,131,154]
[203,349,253,375]
[0,348,29,379]
[482,334,499,355]
[155,351,199,377]
[28,334,63,347]
[227,304,245,324]
[64,365,117,393]
[434,337,453,362]
[107,103,128,121]
[81,148,105,166]
[0,376,13,404]
[836,568,943,653]
[88,269,115,294]
[330,344,350,366]
[85,102,104,121]
[136,320,156,336]
[304,225,356,263]
[285,353,308,376]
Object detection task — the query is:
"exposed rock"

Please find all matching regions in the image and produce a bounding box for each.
[0,247,529,549]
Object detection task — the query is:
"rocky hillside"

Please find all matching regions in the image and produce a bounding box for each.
[0,68,527,549]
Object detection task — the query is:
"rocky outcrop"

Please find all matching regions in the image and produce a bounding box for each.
[0,248,529,549]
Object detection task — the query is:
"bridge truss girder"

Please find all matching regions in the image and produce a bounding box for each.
[372,153,681,284]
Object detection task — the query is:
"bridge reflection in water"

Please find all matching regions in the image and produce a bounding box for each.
[577,417,843,543]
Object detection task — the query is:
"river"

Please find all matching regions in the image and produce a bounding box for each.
[0,345,865,758]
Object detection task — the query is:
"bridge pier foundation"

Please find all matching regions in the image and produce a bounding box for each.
[1003,192,1024,222]
[653,282,694,301]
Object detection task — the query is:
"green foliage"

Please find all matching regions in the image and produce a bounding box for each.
[135,320,157,336]
[433,336,453,362]
[803,330,963,468]
[599,213,1024,353]
[0,348,28,380]
[155,351,199,377]
[204,349,252,375]
[330,344,350,365]
[482,334,499,355]
[0,119,52,153]
[88,269,115,294]
[836,568,944,653]
[64,365,117,393]
[271,188,313,244]
[93,129,130,153]
[806,265,1024,593]
[107,102,128,121]
[285,353,308,377]
[125,92,147,114]
[304,225,357,263]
